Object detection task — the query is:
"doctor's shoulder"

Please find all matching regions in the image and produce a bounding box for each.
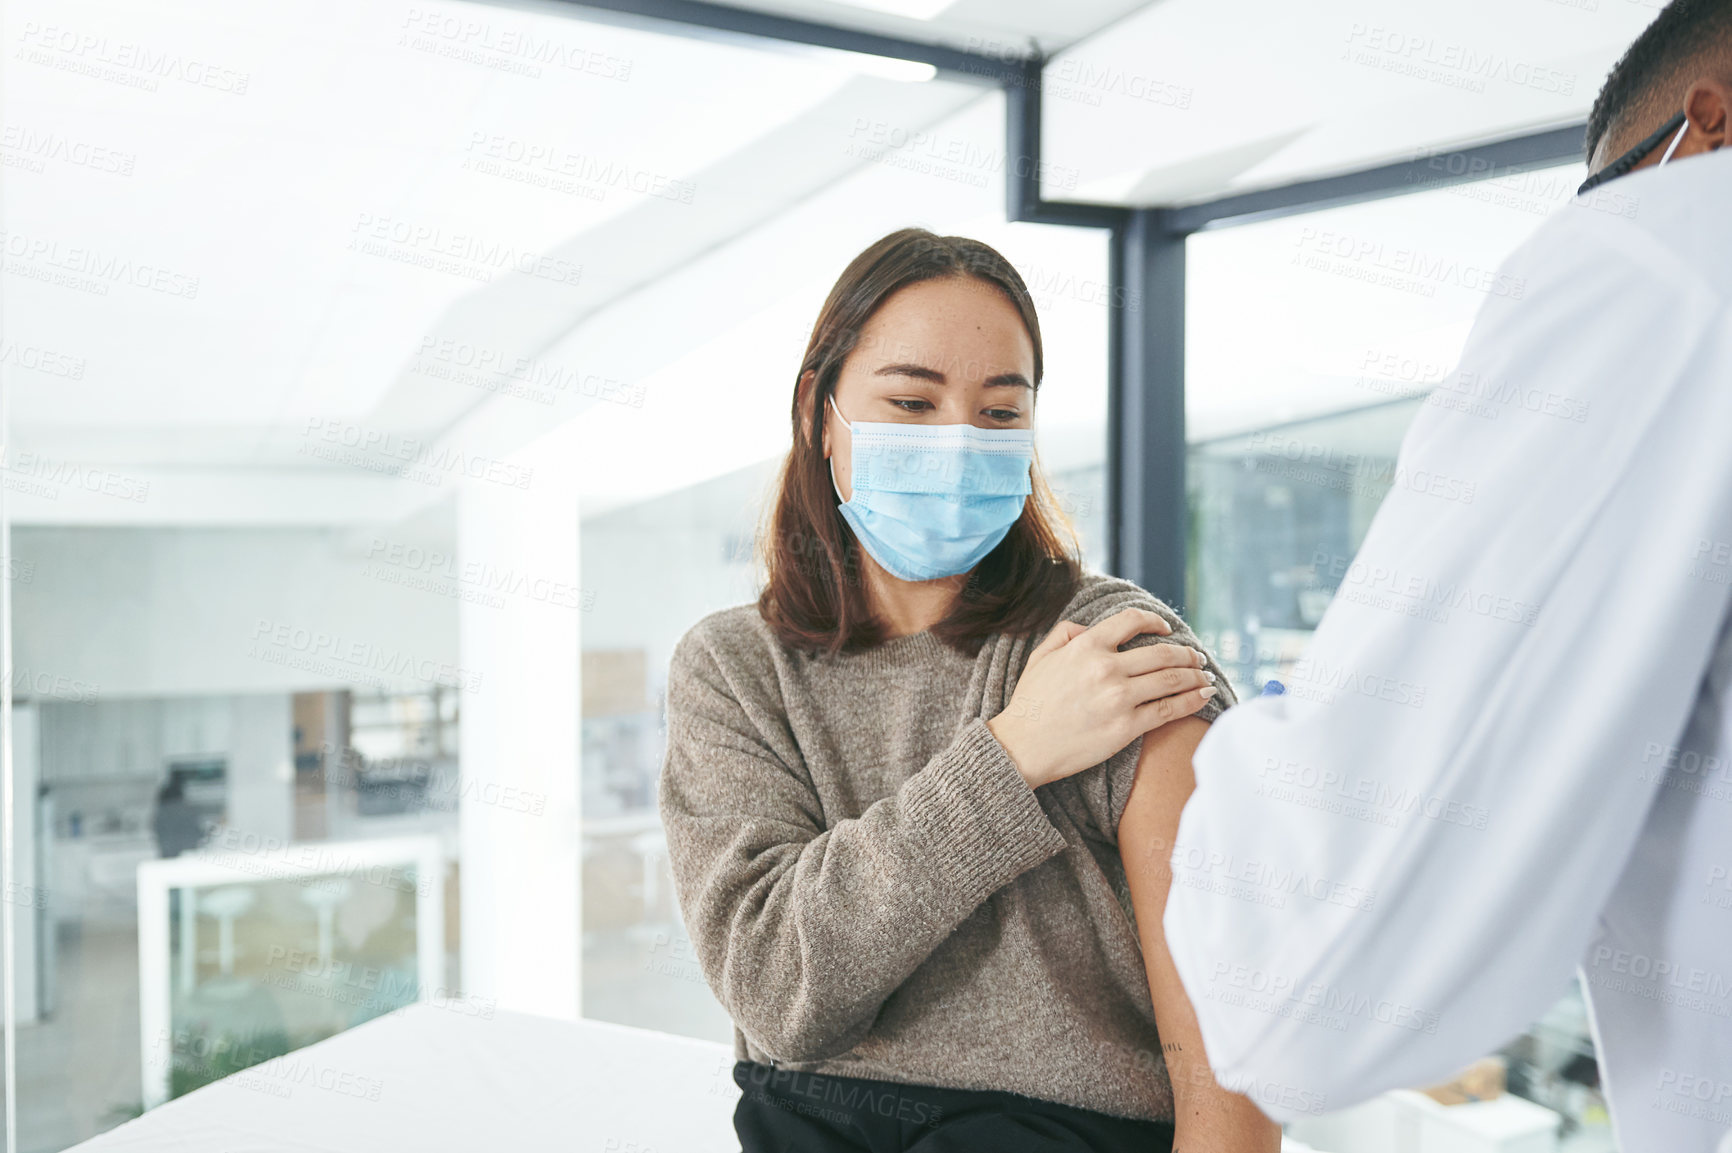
[1550,148,1732,306]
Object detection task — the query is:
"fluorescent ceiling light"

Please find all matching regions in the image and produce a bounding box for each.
[829,48,938,81]
[836,0,955,19]
[776,41,937,81]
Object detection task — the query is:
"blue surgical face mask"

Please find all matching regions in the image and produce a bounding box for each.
[827,393,1034,583]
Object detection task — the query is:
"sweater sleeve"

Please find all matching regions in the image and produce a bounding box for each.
[657,623,1070,1063]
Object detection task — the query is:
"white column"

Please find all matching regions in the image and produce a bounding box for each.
[226,693,294,846]
[457,444,581,1019]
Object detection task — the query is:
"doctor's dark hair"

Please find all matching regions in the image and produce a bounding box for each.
[1587,0,1732,161]
[757,228,1082,657]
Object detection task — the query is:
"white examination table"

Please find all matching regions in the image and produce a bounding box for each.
[67,1003,741,1153]
[62,1003,1354,1152]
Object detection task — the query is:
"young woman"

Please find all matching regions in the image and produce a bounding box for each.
[659,229,1280,1153]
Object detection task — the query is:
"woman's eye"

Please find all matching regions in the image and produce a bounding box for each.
[985,409,1021,422]
[890,399,931,413]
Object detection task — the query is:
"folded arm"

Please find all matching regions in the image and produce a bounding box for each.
[658,630,1069,1062]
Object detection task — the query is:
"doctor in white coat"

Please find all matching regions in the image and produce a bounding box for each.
[1161,4,1732,1151]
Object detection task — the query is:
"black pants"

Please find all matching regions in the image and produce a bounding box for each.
[732,1061,1176,1153]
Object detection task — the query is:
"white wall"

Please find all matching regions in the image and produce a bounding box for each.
[13,523,459,701]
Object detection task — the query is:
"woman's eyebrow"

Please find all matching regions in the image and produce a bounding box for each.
[874,362,946,383]
[873,363,1032,390]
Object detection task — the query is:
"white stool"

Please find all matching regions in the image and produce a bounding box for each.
[299,879,355,968]
[198,885,258,978]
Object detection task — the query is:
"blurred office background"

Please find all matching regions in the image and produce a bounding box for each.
[2,0,1657,1149]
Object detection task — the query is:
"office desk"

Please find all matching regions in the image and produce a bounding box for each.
[69,1003,740,1153]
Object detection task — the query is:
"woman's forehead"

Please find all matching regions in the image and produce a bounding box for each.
[854,278,1035,380]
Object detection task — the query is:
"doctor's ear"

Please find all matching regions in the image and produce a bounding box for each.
[1683,79,1732,152]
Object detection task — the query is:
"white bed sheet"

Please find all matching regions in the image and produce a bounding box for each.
[68,1004,741,1153]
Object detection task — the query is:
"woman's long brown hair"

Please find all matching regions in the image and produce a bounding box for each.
[757,228,1082,657]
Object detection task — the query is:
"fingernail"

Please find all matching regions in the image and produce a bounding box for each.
[1204,671,1216,683]
[1200,687,1218,699]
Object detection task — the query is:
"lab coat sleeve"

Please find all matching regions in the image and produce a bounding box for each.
[1164,201,1732,1119]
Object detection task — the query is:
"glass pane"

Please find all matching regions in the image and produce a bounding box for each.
[149,843,435,1105]
[1186,164,1617,1151]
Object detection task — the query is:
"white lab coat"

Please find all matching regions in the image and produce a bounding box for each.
[1166,147,1732,1153]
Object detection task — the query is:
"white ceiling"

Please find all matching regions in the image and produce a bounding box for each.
[1046,0,1655,206]
[3,0,1145,525]
[1,0,1661,525]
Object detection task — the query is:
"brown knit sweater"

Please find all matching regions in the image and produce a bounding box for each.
[657,570,1237,1122]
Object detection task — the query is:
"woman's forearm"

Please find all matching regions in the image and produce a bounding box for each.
[1118,717,1282,1153]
